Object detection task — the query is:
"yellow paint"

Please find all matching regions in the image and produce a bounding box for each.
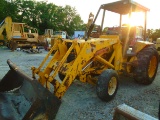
[156,38,160,55]
[32,35,155,99]
[148,55,157,78]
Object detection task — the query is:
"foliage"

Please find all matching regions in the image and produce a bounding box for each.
[1,0,158,38]
[0,0,85,36]
[148,29,160,41]
[0,0,17,21]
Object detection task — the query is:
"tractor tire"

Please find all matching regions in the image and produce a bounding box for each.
[9,43,12,50]
[133,46,159,85]
[6,41,10,48]
[0,40,5,46]
[96,69,119,102]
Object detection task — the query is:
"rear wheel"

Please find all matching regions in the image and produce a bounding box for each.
[96,69,119,102]
[0,40,5,46]
[133,46,159,85]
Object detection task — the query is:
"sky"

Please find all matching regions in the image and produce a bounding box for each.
[39,0,160,29]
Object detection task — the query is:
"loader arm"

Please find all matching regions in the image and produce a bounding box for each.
[0,20,5,35]
[32,35,123,99]
[0,17,12,40]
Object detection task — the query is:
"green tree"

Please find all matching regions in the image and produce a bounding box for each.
[0,0,86,36]
[34,2,57,34]
[0,0,17,21]
[149,29,160,42]
[60,5,84,35]
[0,0,6,21]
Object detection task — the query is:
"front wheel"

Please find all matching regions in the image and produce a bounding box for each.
[96,69,119,102]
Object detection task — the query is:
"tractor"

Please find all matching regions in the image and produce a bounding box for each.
[0,16,41,50]
[0,0,158,119]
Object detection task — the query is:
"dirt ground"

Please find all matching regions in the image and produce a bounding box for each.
[0,46,160,120]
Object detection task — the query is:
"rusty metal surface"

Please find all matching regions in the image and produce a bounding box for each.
[113,104,158,120]
[0,60,61,120]
[0,47,159,120]
[101,0,150,15]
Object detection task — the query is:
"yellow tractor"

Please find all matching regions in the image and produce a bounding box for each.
[0,0,159,119]
[0,16,41,50]
[156,37,160,56]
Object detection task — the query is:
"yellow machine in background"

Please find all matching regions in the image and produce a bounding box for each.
[40,29,68,51]
[0,35,4,45]
[0,16,12,46]
[39,29,54,50]
[0,0,159,119]
[0,16,41,50]
[156,38,160,56]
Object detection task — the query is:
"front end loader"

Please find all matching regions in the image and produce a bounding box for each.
[30,0,158,100]
[0,60,61,120]
[0,0,159,119]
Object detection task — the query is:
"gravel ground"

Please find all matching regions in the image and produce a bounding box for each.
[0,46,160,120]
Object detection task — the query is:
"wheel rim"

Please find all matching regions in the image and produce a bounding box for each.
[108,77,117,95]
[148,55,157,78]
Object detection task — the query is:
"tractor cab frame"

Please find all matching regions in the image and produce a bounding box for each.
[86,0,150,56]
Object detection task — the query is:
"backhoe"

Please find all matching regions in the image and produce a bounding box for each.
[0,16,41,50]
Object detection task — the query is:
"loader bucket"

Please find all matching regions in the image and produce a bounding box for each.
[0,60,61,120]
